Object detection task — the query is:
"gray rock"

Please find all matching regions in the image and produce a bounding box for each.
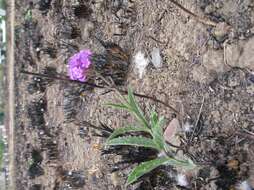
[202,49,227,73]
[225,37,254,70]
[239,37,254,70]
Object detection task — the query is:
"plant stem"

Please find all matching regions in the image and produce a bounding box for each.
[21,70,105,88]
[21,70,181,115]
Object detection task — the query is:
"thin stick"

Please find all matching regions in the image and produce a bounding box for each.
[241,128,254,136]
[190,96,205,142]
[168,0,217,27]
[21,70,181,114]
[131,91,179,114]
[146,35,166,44]
[76,120,113,133]
[94,71,129,104]
[96,71,183,115]
[97,71,183,115]
[21,70,105,89]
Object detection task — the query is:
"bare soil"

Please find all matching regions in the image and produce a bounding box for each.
[13,0,254,190]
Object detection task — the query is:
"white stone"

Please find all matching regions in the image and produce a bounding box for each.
[151,47,162,68]
[133,51,149,79]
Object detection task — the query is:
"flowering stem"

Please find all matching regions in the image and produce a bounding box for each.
[21,70,181,115]
[21,70,105,88]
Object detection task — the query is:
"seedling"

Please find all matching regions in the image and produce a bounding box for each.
[24,9,33,22]
[106,88,196,185]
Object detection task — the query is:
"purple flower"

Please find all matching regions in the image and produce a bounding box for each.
[68,50,93,82]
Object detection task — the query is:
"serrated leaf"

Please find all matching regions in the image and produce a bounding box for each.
[152,116,165,136]
[127,157,196,185]
[107,126,150,140]
[164,157,196,169]
[151,116,166,151]
[127,88,149,128]
[106,136,159,150]
[127,157,171,185]
[150,109,158,128]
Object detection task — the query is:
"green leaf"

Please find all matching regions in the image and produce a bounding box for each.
[106,136,159,150]
[127,157,196,185]
[127,157,170,185]
[150,109,158,128]
[127,88,149,128]
[173,158,197,170]
[152,116,165,137]
[107,126,150,140]
[151,116,166,151]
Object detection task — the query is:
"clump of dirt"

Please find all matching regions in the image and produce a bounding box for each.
[199,0,254,38]
[12,0,254,189]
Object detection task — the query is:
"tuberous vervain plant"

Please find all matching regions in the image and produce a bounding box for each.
[106,88,196,185]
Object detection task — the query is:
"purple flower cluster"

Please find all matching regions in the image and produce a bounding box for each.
[68,50,93,82]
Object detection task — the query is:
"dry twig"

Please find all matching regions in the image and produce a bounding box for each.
[168,0,217,27]
[190,96,205,142]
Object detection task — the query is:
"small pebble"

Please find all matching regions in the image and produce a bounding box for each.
[111,172,121,187]
[213,22,231,42]
[204,4,215,14]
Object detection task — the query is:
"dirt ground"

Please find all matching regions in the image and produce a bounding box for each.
[13,0,254,190]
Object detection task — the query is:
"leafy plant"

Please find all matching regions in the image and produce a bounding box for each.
[106,88,196,185]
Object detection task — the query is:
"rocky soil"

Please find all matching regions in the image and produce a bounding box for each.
[13,0,254,189]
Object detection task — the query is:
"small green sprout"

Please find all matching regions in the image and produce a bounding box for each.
[24,9,32,22]
[106,88,196,185]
